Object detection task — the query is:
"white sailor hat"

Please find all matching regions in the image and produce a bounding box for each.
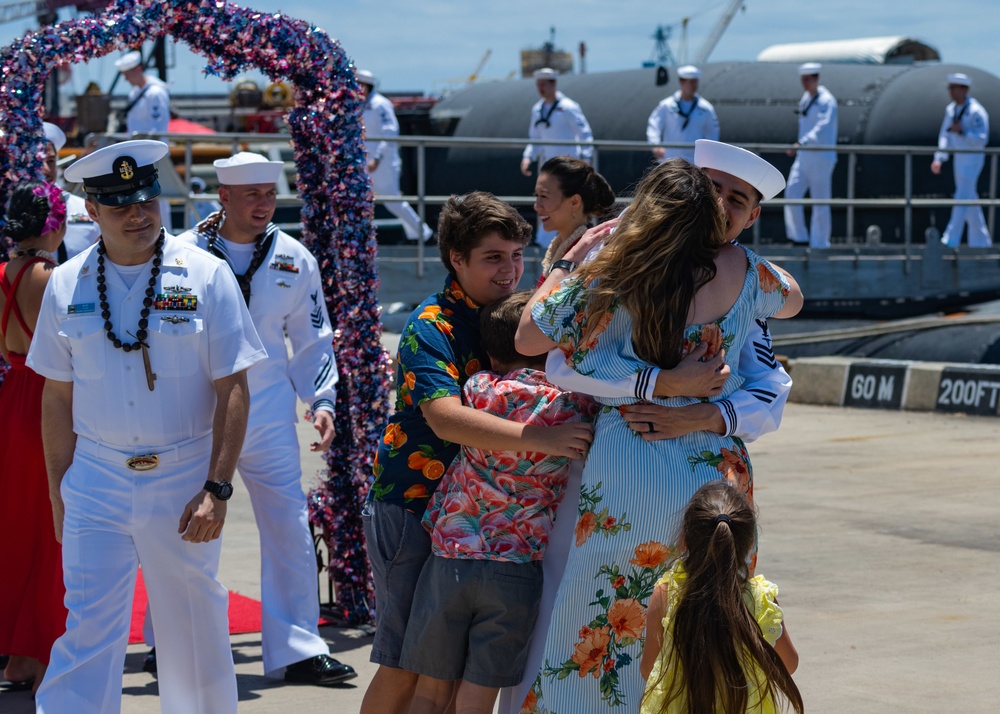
[115,50,142,73]
[677,65,701,80]
[213,152,284,185]
[43,122,66,151]
[798,62,822,76]
[63,139,167,206]
[695,139,786,201]
[947,72,971,87]
[533,67,559,81]
[356,69,377,87]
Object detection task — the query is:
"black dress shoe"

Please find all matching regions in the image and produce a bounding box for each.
[284,654,357,686]
[142,648,157,674]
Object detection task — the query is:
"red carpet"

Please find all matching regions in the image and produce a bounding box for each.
[128,569,263,644]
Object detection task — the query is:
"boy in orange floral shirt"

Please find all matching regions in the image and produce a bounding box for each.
[397,292,597,713]
[361,194,593,714]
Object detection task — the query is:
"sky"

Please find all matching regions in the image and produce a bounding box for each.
[0,0,997,99]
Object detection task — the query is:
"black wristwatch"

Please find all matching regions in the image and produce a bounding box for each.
[551,259,577,273]
[203,480,234,501]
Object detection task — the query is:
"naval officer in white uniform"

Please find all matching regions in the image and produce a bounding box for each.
[357,69,434,243]
[931,72,992,247]
[151,152,353,686]
[115,50,170,135]
[41,122,100,261]
[784,62,838,248]
[646,65,720,164]
[28,140,266,714]
[521,67,594,246]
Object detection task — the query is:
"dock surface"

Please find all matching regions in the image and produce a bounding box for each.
[3,403,997,713]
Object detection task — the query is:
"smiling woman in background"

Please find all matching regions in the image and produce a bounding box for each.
[533,156,615,280]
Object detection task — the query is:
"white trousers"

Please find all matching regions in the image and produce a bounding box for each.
[371,161,433,241]
[784,154,835,248]
[943,166,992,247]
[497,460,584,714]
[36,436,236,714]
[146,420,328,676]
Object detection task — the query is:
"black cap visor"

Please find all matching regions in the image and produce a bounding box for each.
[87,180,162,206]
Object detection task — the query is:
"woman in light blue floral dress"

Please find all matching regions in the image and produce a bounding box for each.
[513,159,803,713]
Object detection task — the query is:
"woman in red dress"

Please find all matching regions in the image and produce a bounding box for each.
[0,180,68,693]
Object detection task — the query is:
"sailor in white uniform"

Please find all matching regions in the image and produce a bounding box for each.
[521,67,594,246]
[115,51,170,136]
[149,152,354,686]
[931,72,991,247]
[357,69,434,243]
[646,65,720,164]
[115,51,173,231]
[784,62,838,248]
[41,122,100,261]
[28,140,266,714]
[520,67,593,174]
[498,139,792,714]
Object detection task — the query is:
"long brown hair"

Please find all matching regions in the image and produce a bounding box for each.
[575,159,726,369]
[645,482,804,714]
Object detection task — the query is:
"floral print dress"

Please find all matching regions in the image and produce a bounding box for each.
[520,246,789,713]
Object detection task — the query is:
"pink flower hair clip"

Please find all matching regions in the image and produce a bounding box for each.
[32,181,67,235]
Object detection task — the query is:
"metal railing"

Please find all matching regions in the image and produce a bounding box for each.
[113,131,1000,278]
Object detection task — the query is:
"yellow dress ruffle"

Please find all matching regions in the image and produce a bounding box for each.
[640,561,785,713]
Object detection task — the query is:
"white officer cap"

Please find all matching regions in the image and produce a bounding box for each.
[947,72,971,87]
[115,50,142,73]
[694,139,786,201]
[798,62,822,76]
[677,65,701,79]
[356,69,376,87]
[213,152,284,185]
[43,122,66,151]
[63,139,167,206]
[533,67,559,81]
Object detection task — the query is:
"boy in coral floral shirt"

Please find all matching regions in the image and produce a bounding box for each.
[397,291,596,712]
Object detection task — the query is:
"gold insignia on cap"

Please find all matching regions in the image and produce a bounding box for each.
[118,159,134,181]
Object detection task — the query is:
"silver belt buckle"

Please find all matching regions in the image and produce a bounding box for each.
[126,453,159,471]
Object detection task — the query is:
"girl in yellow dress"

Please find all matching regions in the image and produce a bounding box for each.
[639,482,803,714]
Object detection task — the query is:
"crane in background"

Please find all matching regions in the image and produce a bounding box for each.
[692,0,746,66]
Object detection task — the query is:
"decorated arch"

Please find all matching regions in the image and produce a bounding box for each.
[0,0,388,624]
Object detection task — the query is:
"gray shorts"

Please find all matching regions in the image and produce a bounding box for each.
[398,556,543,688]
[362,500,431,667]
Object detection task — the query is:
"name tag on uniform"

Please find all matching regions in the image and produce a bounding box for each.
[154,293,198,311]
[67,302,95,314]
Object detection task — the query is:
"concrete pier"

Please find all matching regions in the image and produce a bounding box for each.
[3,403,997,713]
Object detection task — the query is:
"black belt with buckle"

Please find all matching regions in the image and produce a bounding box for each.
[126,454,159,471]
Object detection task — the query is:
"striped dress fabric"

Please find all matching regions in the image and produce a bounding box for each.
[519,246,790,713]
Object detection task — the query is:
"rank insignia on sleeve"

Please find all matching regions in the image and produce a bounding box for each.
[154,293,198,311]
[67,302,95,314]
[270,258,299,273]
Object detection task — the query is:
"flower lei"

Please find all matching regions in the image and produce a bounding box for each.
[0,0,389,625]
[31,181,67,235]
